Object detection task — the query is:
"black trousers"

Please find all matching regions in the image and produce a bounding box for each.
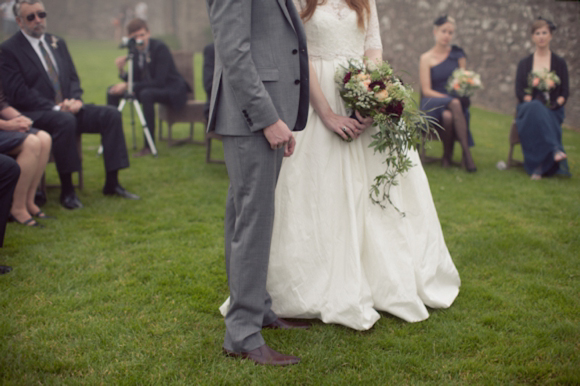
[107,86,187,148]
[24,105,130,174]
[0,155,20,247]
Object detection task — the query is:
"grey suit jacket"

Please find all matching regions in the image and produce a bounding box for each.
[206,0,308,136]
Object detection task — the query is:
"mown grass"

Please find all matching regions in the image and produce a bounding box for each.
[0,40,578,385]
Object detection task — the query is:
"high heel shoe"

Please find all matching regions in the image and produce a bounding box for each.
[8,214,44,228]
[33,210,55,219]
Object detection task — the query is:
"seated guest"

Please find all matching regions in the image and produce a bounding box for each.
[419,15,476,172]
[0,0,139,210]
[0,153,19,253]
[0,78,51,226]
[107,18,190,157]
[202,43,215,121]
[515,18,570,180]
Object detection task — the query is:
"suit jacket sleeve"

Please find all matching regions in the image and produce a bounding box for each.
[0,44,56,111]
[133,42,173,94]
[207,0,279,131]
[58,39,83,101]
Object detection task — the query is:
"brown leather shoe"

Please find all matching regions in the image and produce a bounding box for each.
[223,344,300,366]
[263,318,311,330]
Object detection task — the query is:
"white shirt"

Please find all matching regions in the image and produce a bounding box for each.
[21,31,60,75]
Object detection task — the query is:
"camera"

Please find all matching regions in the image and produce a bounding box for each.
[119,36,144,51]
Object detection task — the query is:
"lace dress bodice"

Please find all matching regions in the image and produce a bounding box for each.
[293,0,383,60]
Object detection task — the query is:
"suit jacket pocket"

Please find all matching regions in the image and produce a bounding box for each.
[257,68,279,82]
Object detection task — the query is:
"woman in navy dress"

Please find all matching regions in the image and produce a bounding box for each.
[0,79,52,227]
[419,15,476,172]
[515,18,570,180]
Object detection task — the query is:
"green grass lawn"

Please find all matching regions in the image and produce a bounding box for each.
[0,40,579,384]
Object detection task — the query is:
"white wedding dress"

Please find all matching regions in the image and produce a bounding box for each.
[220,0,460,330]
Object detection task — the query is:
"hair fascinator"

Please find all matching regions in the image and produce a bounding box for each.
[538,16,557,31]
[434,15,448,26]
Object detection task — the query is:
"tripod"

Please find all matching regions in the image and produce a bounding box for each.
[116,49,157,157]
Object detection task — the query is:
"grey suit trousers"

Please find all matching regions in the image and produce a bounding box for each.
[222,135,284,352]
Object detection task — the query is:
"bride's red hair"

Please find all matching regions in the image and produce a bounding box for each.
[300,0,370,29]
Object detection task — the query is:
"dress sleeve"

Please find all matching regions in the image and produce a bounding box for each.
[364,0,383,52]
[515,57,529,103]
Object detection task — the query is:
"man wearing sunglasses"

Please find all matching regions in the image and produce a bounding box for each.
[0,0,139,209]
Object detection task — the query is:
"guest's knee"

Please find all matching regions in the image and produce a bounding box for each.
[23,134,41,156]
[442,110,453,122]
[449,98,462,110]
[36,130,52,149]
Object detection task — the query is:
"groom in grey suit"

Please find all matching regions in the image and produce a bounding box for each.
[206,0,310,366]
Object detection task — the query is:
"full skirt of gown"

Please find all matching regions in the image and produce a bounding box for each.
[220,56,461,330]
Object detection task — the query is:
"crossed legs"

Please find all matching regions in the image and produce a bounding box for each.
[7,131,51,225]
[440,99,476,171]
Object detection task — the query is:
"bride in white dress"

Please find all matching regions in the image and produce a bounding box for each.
[221,0,461,330]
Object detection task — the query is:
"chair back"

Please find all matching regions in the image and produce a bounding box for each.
[171,51,195,100]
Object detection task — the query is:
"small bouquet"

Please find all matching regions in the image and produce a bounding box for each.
[446,68,483,97]
[526,69,560,107]
[335,59,437,213]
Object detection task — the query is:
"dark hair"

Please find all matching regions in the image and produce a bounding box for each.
[532,17,556,34]
[13,0,43,18]
[434,15,455,27]
[126,18,148,35]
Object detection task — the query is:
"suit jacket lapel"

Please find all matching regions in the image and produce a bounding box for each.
[17,32,53,89]
[44,34,66,86]
[277,0,296,33]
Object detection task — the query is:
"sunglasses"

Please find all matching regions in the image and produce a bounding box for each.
[24,11,47,22]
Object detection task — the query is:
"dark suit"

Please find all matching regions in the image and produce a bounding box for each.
[107,38,189,146]
[0,154,19,247]
[0,31,129,174]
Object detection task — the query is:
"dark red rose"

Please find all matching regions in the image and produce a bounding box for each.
[369,81,386,90]
[343,72,352,84]
[385,101,405,119]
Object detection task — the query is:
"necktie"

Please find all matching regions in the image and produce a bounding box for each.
[39,41,62,103]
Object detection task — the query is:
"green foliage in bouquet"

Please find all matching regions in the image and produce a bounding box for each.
[335,59,439,213]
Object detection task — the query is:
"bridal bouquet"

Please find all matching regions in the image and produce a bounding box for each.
[445,68,483,97]
[526,69,560,107]
[335,59,437,212]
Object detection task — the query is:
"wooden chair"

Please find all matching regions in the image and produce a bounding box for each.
[40,132,83,191]
[158,51,206,146]
[506,119,523,169]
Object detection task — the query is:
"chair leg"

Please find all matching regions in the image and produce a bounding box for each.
[158,118,164,141]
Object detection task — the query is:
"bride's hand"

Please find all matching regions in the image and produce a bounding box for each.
[355,111,374,131]
[321,111,365,141]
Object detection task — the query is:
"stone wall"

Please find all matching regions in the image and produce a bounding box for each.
[376,0,579,128]
[34,0,579,127]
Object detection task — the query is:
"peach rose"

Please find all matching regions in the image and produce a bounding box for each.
[532,77,540,87]
[547,80,555,89]
[356,73,370,82]
[453,82,461,90]
[363,80,371,89]
[375,89,389,101]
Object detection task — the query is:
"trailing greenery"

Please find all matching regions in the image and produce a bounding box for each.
[0,40,578,385]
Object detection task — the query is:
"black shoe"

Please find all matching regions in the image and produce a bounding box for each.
[33,211,56,220]
[60,193,84,210]
[103,185,140,200]
[0,265,12,274]
[8,214,44,228]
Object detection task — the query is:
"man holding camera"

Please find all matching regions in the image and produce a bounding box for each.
[0,0,139,209]
[108,19,190,157]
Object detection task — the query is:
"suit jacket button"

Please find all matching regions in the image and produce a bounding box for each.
[292,49,298,54]
[294,79,300,85]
